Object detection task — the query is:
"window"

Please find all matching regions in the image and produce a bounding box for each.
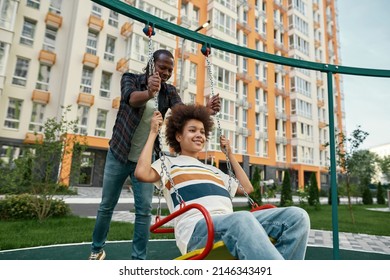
[80,67,93,93]
[20,18,36,46]
[26,0,40,9]
[4,98,23,129]
[95,109,108,137]
[43,26,57,52]
[0,42,9,76]
[99,71,112,98]
[108,10,118,27]
[29,102,45,132]
[91,3,102,17]
[86,30,98,55]
[12,57,30,86]
[49,0,62,14]
[104,36,115,61]
[1,0,17,30]
[214,66,234,91]
[189,62,197,84]
[35,64,51,91]
[77,105,89,135]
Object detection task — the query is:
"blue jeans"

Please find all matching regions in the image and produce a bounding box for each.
[187,206,310,260]
[91,149,154,260]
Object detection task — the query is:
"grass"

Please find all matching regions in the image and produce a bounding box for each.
[0,204,388,251]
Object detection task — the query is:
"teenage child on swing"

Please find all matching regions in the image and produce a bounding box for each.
[135,104,310,260]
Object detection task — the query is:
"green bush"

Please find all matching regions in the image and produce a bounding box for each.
[280,171,292,207]
[376,182,386,205]
[308,173,320,206]
[0,194,71,220]
[362,186,373,205]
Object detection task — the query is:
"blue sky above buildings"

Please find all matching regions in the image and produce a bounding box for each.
[338,0,390,148]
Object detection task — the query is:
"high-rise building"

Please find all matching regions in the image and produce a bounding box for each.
[0,0,344,190]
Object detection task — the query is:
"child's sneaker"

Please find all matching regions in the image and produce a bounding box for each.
[88,250,106,260]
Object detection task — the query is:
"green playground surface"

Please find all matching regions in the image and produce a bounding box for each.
[1,240,389,260]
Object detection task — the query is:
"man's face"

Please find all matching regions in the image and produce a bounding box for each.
[154,54,174,83]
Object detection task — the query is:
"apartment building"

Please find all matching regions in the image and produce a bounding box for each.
[0,0,344,190]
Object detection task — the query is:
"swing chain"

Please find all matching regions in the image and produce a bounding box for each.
[204,48,256,207]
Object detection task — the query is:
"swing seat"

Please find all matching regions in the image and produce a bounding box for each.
[175,240,235,260]
[150,202,277,260]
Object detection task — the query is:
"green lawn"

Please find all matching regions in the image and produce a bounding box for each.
[0,204,389,251]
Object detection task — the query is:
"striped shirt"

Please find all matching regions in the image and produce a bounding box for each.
[110,72,182,163]
[152,155,238,254]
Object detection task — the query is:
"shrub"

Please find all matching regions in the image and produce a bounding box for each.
[362,186,373,205]
[308,173,320,206]
[280,171,292,207]
[249,166,262,206]
[376,182,386,205]
[0,194,70,220]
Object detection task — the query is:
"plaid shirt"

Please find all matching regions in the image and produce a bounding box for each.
[110,72,182,163]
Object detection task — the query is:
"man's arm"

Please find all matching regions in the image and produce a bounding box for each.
[123,72,161,108]
[220,136,253,195]
[134,111,162,182]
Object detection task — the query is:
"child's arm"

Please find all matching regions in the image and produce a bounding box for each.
[134,111,162,183]
[220,135,254,195]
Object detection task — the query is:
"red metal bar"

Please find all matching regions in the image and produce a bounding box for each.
[150,203,215,260]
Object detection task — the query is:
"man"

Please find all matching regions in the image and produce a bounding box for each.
[135,104,310,259]
[89,49,220,260]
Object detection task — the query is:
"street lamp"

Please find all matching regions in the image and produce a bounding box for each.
[179,20,210,99]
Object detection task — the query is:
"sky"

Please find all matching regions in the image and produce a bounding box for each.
[337,0,390,149]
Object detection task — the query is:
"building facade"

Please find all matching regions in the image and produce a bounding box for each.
[0,0,344,189]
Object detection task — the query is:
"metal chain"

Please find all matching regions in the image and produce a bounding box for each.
[205,52,255,207]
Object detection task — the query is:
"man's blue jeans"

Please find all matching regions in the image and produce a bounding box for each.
[91,149,154,260]
[187,206,310,260]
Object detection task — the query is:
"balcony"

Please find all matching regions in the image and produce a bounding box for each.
[83,53,99,68]
[237,21,252,34]
[32,90,50,104]
[45,11,62,29]
[317,100,325,107]
[112,96,120,109]
[88,15,104,32]
[319,121,327,128]
[313,3,319,11]
[121,22,133,38]
[237,127,252,137]
[236,72,252,83]
[24,132,43,144]
[116,57,129,73]
[77,93,95,107]
[178,47,190,59]
[39,49,56,66]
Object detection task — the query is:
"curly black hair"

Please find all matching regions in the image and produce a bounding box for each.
[165,104,214,154]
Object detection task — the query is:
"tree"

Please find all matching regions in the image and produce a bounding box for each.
[249,166,262,206]
[348,149,379,199]
[334,126,369,224]
[280,170,292,207]
[376,182,386,205]
[308,173,320,206]
[379,155,390,183]
[2,106,87,221]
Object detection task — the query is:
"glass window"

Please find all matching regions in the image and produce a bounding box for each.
[91,3,102,17]
[77,105,89,135]
[26,0,40,9]
[35,64,51,91]
[104,36,115,61]
[95,109,108,137]
[0,42,9,76]
[49,0,62,14]
[20,18,36,46]
[12,57,30,86]
[86,31,98,55]
[99,71,112,98]
[29,102,46,132]
[43,26,57,52]
[108,10,118,27]
[4,98,23,129]
[1,0,17,30]
[80,67,93,93]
